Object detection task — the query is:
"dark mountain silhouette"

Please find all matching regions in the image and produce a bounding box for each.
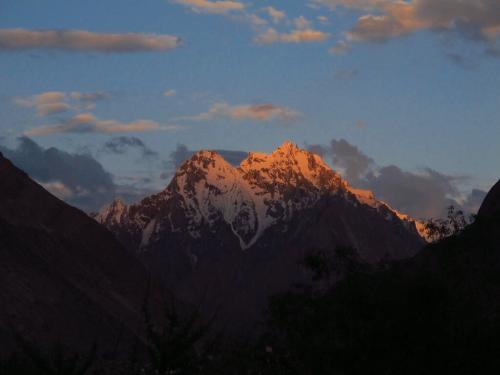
[256,176,500,375]
[478,179,500,219]
[0,151,167,355]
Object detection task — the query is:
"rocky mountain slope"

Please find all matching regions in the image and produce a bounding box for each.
[97,142,425,255]
[0,151,166,355]
[478,179,500,219]
[96,142,426,330]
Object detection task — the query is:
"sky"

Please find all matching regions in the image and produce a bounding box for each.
[0,0,499,217]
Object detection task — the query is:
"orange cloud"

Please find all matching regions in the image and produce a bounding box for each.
[255,27,330,44]
[0,29,181,52]
[25,113,183,136]
[322,0,500,56]
[172,0,245,14]
[182,102,299,122]
[15,91,70,116]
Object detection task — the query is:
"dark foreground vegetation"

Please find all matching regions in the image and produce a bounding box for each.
[2,205,500,374]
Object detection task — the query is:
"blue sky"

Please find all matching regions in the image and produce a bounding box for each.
[0,0,499,215]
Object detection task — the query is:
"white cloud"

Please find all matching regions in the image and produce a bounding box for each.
[0,29,181,52]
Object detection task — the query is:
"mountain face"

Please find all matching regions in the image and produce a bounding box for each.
[96,142,425,330]
[478,179,500,219]
[0,151,166,354]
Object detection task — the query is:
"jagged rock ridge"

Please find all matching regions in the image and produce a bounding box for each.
[97,141,424,254]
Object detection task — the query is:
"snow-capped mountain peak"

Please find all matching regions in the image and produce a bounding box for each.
[239,141,343,194]
[96,142,426,252]
[96,198,128,225]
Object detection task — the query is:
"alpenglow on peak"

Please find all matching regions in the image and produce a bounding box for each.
[96,141,426,252]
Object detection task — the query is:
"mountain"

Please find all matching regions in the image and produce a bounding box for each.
[0,151,166,355]
[96,142,425,330]
[255,178,500,375]
[478,179,500,219]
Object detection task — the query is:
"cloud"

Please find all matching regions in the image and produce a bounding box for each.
[365,166,462,219]
[313,0,392,11]
[164,89,177,97]
[168,143,193,169]
[182,102,299,122]
[346,3,426,43]
[39,181,76,200]
[101,136,159,159]
[322,0,500,55]
[461,189,488,216]
[263,6,287,23]
[15,91,110,115]
[15,91,70,116]
[308,139,375,184]
[0,28,181,52]
[70,91,109,109]
[25,113,183,136]
[255,27,330,44]
[172,1,328,46]
[308,138,482,218]
[0,137,116,211]
[172,0,245,14]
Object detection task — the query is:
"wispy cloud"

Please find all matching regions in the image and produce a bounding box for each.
[254,27,329,44]
[181,102,299,122]
[14,91,110,116]
[0,29,181,52]
[164,89,177,97]
[25,113,184,136]
[263,6,287,23]
[172,1,330,46]
[172,0,245,14]
[15,91,70,116]
[252,13,330,44]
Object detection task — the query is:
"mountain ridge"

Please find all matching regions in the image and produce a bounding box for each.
[0,151,169,354]
[97,141,425,252]
[95,142,426,330]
